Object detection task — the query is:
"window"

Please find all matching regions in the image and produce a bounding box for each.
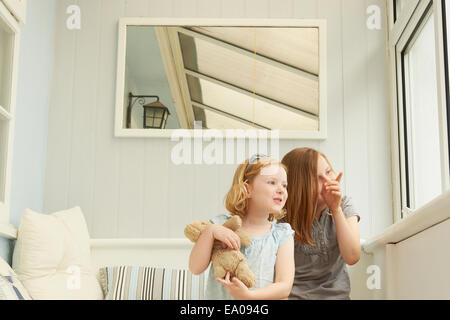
[443,0,450,174]
[390,0,450,220]
[0,1,20,238]
[402,11,442,210]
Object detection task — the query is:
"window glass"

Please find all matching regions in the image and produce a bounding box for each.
[402,12,442,210]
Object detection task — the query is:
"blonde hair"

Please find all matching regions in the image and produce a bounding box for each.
[281,148,334,245]
[224,157,287,222]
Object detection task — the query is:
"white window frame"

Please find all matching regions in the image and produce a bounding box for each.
[388,0,450,222]
[0,1,20,239]
[113,18,327,140]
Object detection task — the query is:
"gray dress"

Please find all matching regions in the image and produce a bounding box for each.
[289,196,360,300]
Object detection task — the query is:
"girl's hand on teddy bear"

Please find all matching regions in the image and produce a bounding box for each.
[216,271,252,299]
[208,225,241,251]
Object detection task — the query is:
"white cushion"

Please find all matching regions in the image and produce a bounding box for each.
[12,207,103,300]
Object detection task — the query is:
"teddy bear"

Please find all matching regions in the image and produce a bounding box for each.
[184,215,257,288]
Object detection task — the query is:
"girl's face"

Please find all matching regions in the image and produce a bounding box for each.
[317,155,336,207]
[246,164,288,215]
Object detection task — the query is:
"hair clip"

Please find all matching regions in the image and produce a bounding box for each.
[246,154,268,168]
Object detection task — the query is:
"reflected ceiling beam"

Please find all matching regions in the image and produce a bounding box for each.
[176,27,319,80]
[184,68,318,122]
[154,26,191,129]
[167,27,197,128]
[191,101,269,130]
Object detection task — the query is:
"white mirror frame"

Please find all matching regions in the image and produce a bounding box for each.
[114,18,327,140]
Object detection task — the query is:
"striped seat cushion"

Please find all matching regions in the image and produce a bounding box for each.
[0,275,33,300]
[0,257,32,300]
[99,266,205,300]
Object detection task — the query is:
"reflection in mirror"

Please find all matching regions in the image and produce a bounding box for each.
[124,26,179,129]
[117,21,326,137]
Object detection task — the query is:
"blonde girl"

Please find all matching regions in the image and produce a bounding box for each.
[282,148,361,300]
[189,155,295,300]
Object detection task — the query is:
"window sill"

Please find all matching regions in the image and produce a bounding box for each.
[363,189,450,253]
[0,223,17,240]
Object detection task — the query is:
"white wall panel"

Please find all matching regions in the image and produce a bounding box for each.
[293,0,317,18]
[148,0,172,17]
[174,0,196,17]
[268,0,293,18]
[222,0,245,18]
[317,0,344,192]
[197,0,222,18]
[167,159,195,237]
[245,0,269,18]
[67,0,102,232]
[91,0,124,238]
[44,0,78,213]
[366,0,393,234]
[10,0,55,227]
[143,139,170,237]
[386,219,450,299]
[342,0,371,238]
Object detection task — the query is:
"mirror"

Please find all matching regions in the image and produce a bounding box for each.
[114,19,327,139]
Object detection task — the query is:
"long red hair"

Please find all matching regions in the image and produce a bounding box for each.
[282,148,333,245]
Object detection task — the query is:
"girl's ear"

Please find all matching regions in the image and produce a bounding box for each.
[243,180,252,198]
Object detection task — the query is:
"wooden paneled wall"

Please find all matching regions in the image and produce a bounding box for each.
[44,0,392,239]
